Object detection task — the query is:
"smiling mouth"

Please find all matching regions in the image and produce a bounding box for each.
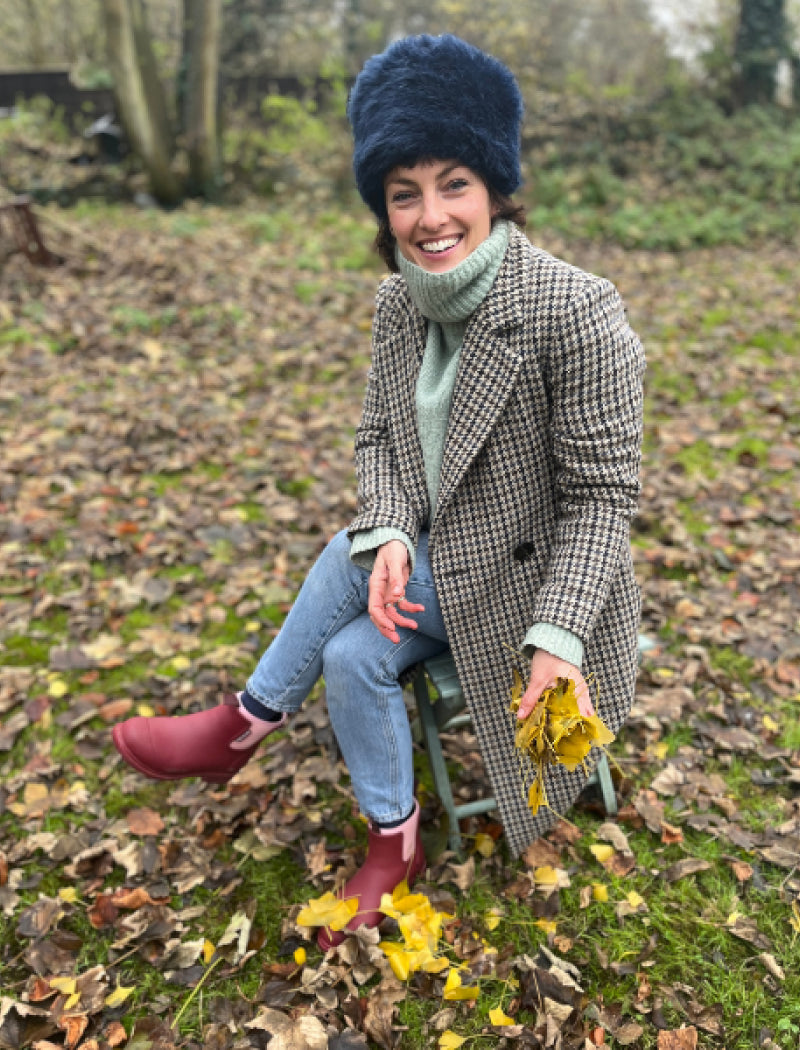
[418,235,462,253]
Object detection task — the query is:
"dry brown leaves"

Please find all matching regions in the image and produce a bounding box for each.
[1,214,800,1048]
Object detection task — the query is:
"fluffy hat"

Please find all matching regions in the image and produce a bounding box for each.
[348,34,523,219]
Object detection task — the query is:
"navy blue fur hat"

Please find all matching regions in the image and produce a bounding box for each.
[348,34,523,220]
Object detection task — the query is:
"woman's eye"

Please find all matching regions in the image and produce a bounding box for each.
[390,190,415,204]
[445,178,469,192]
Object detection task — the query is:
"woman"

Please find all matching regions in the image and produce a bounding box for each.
[112,34,644,947]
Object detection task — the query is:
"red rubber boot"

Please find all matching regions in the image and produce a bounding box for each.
[318,801,426,951]
[112,693,286,784]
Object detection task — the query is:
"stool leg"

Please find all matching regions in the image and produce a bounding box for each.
[413,673,463,852]
[594,754,617,816]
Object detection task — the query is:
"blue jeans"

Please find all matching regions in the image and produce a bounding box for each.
[246,530,449,824]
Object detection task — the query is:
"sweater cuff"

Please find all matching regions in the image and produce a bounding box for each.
[349,527,416,573]
[522,622,584,668]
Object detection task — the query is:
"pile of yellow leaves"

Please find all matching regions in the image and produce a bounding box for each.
[509,673,615,816]
[378,882,451,981]
[297,881,485,1000]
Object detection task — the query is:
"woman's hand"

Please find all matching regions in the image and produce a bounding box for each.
[368,539,425,643]
[517,649,594,719]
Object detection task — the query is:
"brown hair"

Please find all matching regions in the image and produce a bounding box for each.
[374,188,527,272]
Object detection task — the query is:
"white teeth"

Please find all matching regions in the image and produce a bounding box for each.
[420,236,460,253]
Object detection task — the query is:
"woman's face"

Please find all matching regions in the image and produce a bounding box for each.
[384,160,495,272]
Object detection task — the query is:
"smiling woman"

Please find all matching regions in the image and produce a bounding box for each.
[112,32,645,952]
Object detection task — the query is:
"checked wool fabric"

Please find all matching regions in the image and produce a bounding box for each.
[348,226,645,856]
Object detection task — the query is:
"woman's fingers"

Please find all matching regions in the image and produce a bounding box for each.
[371,597,425,641]
[367,540,424,642]
[518,651,594,719]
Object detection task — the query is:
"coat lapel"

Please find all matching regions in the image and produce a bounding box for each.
[387,300,429,505]
[433,238,528,525]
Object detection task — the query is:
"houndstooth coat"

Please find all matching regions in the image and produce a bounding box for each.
[348,226,645,857]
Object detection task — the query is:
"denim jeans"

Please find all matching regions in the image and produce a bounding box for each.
[246,529,449,824]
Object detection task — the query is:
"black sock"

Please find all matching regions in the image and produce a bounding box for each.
[240,688,284,723]
[375,809,413,830]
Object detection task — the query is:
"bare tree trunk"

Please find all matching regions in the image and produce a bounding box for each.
[734,0,790,105]
[182,0,222,198]
[102,0,183,204]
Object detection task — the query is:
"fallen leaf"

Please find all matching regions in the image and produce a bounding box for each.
[488,1005,515,1025]
[438,1033,466,1049]
[246,1008,327,1049]
[105,983,136,1008]
[590,844,615,864]
[296,891,359,933]
[664,858,711,882]
[442,969,480,1001]
[657,1027,698,1049]
[126,808,165,836]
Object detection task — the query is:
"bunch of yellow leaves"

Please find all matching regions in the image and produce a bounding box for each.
[509,673,615,816]
[378,881,451,982]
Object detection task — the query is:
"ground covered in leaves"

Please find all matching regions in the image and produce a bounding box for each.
[1,204,799,1050]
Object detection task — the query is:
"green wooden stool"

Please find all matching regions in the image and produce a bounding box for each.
[412,650,622,852]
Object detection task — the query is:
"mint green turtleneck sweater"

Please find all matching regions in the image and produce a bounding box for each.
[350,220,583,668]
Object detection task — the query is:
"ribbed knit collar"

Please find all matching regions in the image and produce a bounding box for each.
[396,219,510,324]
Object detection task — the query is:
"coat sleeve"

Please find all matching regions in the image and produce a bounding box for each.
[531,275,644,641]
[346,284,425,549]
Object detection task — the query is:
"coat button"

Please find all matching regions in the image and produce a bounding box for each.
[513,541,535,563]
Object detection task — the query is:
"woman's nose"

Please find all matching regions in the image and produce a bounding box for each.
[419,192,446,230]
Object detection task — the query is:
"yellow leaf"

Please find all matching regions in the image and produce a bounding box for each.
[534,918,557,935]
[48,679,69,698]
[527,777,545,816]
[762,714,779,732]
[442,968,480,1001]
[626,891,646,908]
[590,844,615,863]
[584,714,615,747]
[485,908,503,931]
[509,668,524,712]
[553,727,593,771]
[592,883,609,902]
[297,891,359,932]
[439,1032,467,1049]
[380,941,413,981]
[533,865,560,886]
[474,832,495,857]
[380,880,427,918]
[105,982,136,1008]
[137,702,156,717]
[489,1006,515,1026]
[202,939,216,963]
[49,977,77,996]
[58,887,80,904]
[171,655,191,672]
[293,947,307,966]
[245,621,261,633]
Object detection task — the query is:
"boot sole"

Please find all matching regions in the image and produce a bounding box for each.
[111,724,235,784]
